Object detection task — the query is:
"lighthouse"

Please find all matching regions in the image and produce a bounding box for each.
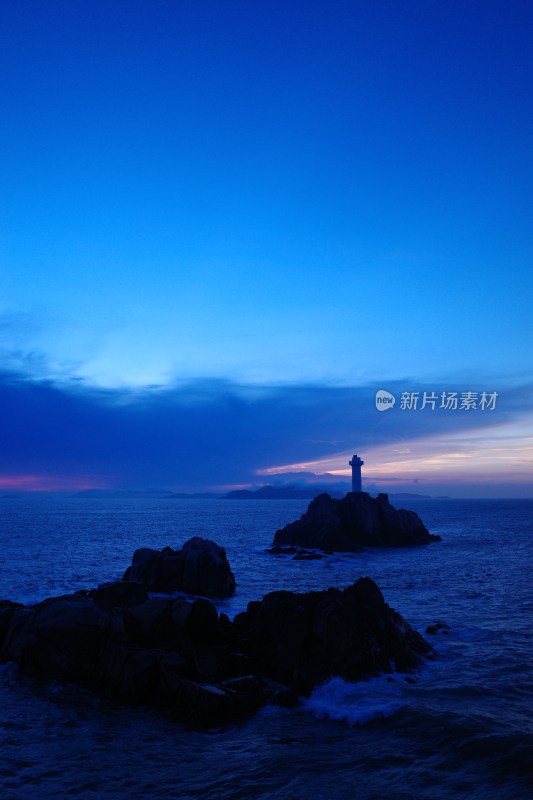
[349,454,364,492]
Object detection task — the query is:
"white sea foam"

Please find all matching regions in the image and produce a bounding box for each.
[303,674,406,726]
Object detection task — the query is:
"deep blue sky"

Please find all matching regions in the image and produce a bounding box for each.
[1,1,532,494]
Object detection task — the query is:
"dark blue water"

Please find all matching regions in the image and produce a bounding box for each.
[0,496,531,799]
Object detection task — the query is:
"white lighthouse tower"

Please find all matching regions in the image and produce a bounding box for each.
[349,454,364,492]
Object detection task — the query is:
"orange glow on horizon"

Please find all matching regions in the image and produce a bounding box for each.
[257,418,533,488]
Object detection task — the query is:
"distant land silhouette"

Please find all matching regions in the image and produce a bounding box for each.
[21,486,450,501]
[225,485,334,499]
[223,485,450,500]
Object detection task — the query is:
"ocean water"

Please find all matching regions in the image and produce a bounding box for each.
[0,495,531,800]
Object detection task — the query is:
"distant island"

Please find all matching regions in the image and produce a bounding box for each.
[224,485,449,501]
[74,487,450,501]
[224,484,340,499]
[271,491,442,551]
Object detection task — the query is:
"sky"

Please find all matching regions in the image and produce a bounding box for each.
[1,0,532,497]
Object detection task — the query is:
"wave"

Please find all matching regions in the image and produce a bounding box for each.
[303,673,406,727]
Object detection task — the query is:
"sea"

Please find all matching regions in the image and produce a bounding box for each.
[0,495,531,800]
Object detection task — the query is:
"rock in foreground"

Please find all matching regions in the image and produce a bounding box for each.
[0,576,431,728]
[122,536,236,598]
[232,577,431,694]
[272,492,441,552]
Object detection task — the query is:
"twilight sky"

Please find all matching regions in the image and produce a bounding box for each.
[1,1,532,496]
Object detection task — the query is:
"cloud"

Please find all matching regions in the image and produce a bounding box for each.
[0,369,531,491]
[287,420,533,488]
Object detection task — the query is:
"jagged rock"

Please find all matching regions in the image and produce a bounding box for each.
[267,545,326,560]
[122,537,236,598]
[160,672,264,727]
[2,594,117,689]
[231,577,432,694]
[105,645,166,702]
[272,492,441,552]
[426,622,451,635]
[261,677,299,707]
[0,600,22,650]
[91,580,149,610]
[0,576,431,727]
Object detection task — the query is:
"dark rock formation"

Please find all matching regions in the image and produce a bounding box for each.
[425,622,451,636]
[0,589,256,724]
[0,576,430,728]
[232,577,431,694]
[0,600,22,648]
[272,492,441,552]
[267,545,326,560]
[122,537,236,598]
[91,580,149,610]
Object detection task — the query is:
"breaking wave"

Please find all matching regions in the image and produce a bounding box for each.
[303,673,406,726]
